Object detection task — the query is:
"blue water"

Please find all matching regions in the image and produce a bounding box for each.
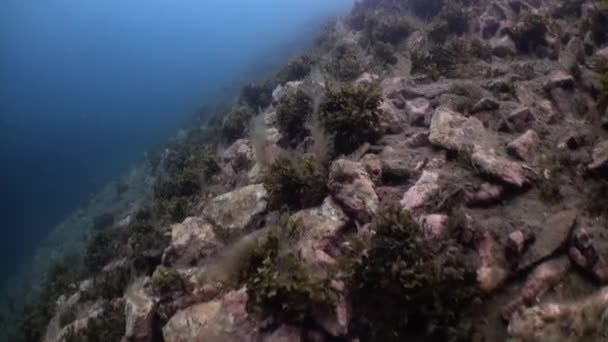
[0,0,353,280]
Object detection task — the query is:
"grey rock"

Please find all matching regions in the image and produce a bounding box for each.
[491,35,517,57]
[559,37,584,74]
[544,70,575,90]
[125,278,159,342]
[518,210,578,271]
[588,140,608,171]
[471,149,535,188]
[162,217,223,267]
[429,107,488,152]
[472,97,500,113]
[202,184,268,240]
[328,159,379,222]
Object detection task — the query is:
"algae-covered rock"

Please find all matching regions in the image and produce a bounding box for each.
[202,184,268,240]
[328,159,379,223]
[429,107,489,152]
[162,217,222,266]
[162,288,258,342]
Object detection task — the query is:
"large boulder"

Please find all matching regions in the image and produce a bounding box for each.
[518,210,578,271]
[202,184,268,240]
[507,288,608,341]
[125,278,159,342]
[162,217,223,266]
[429,107,489,152]
[221,138,254,172]
[490,35,517,57]
[328,159,379,222]
[162,288,258,342]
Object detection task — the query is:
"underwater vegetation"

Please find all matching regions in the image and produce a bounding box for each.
[319,83,382,154]
[276,89,313,145]
[63,302,125,342]
[264,156,328,211]
[349,204,479,341]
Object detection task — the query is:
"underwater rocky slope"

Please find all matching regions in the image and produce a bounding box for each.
[6,0,608,341]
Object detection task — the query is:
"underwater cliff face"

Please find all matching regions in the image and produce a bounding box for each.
[4,0,608,341]
[0,0,353,278]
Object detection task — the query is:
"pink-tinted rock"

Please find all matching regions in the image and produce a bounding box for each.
[507,288,608,341]
[471,149,536,188]
[406,97,432,126]
[507,129,540,161]
[162,287,259,342]
[569,221,608,282]
[420,214,449,240]
[125,278,159,342]
[466,182,505,206]
[400,171,442,211]
[360,154,383,184]
[264,325,303,342]
[501,256,571,320]
[328,159,379,223]
[505,230,534,263]
[477,231,508,292]
[588,140,608,171]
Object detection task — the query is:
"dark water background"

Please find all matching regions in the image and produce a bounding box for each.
[0,0,352,282]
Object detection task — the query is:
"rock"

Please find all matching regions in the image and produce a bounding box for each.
[404,131,430,148]
[480,15,500,38]
[506,129,540,161]
[505,230,534,262]
[501,257,571,320]
[559,37,584,74]
[471,149,536,188]
[381,156,412,183]
[420,214,449,240]
[162,288,258,342]
[490,35,517,57]
[402,82,452,99]
[518,210,578,271]
[162,217,222,266]
[125,278,159,342]
[400,171,442,211]
[588,140,608,171]
[202,184,268,240]
[379,100,405,134]
[429,107,488,152]
[569,221,608,282]
[405,98,432,127]
[290,197,348,266]
[466,182,505,206]
[222,138,254,171]
[502,107,534,132]
[264,325,303,342]
[544,70,575,90]
[360,154,383,184]
[328,159,379,222]
[312,293,351,337]
[471,97,500,113]
[507,288,608,341]
[354,72,379,86]
[477,231,508,292]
